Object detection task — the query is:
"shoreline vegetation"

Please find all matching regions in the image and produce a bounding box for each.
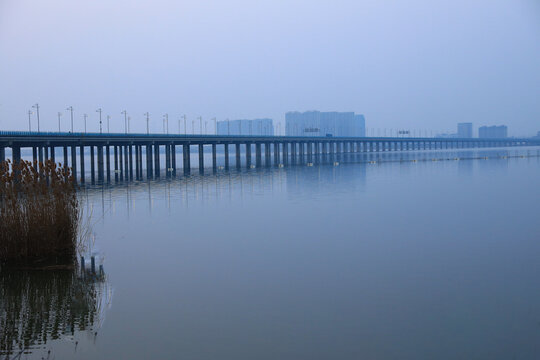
[0,160,81,269]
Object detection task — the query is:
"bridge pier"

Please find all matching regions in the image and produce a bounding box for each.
[212,143,217,170]
[106,146,111,182]
[79,145,85,183]
[129,145,134,180]
[283,142,288,165]
[236,143,241,168]
[50,146,55,163]
[255,143,262,167]
[183,144,190,174]
[246,143,252,167]
[265,143,271,166]
[224,143,230,169]
[119,146,125,181]
[198,143,204,173]
[70,146,77,182]
[90,146,95,184]
[171,144,176,176]
[165,144,171,177]
[97,146,104,183]
[114,146,119,181]
[274,142,279,164]
[135,145,140,180]
[154,144,160,177]
[0,146,5,163]
[63,146,68,170]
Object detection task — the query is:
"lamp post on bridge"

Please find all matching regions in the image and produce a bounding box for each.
[107,115,110,133]
[121,110,128,134]
[96,108,102,134]
[66,106,74,133]
[163,113,169,134]
[182,114,187,135]
[28,110,33,131]
[83,114,88,133]
[198,116,202,135]
[144,112,150,134]
[212,117,216,135]
[57,112,62,132]
[32,103,40,132]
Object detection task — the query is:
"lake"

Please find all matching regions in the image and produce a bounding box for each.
[2,147,540,359]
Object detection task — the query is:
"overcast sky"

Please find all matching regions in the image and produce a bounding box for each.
[0,0,539,136]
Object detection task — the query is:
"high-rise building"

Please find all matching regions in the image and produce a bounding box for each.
[457,123,473,138]
[285,111,365,137]
[478,125,507,138]
[217,119,274,136]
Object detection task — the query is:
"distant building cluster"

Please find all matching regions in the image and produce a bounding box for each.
[479,125,507,139]
[457,123,473,138]
[217,119,274,136]
[285,111,365,137]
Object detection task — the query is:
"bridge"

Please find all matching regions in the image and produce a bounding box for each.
[1,131,539,183]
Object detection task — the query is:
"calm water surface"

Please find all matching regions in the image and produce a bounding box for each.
[2,148,540,359]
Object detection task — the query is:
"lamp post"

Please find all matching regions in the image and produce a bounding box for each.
[198,116,202,135]
[182,114,187,135]
[57,112,62,132]
[32,103,40,132]
[212,117,216,135]
[96,108,102,134]
[192,120,195,134]
[28,110,33,131]
[83,114,88,133]
[107,115,110,133]
[163,113,169,134]
[144,112,150,134]
[121,110,128,134]
[66,106,74,133]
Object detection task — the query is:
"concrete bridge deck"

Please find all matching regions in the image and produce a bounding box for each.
[1,131,538,183]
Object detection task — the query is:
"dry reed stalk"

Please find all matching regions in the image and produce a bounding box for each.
[0,159,80,268]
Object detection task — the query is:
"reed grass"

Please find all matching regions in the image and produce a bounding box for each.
[0,159,79,268]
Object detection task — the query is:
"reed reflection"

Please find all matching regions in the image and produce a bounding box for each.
[0,268,112,358]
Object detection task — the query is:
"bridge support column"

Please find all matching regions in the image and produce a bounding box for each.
[105,146,111,182]
[165,144,171,177]
[264,143,271,166]
[50,146,55,163]
[154,144,160,177]
[71,146,77,182]
[90,146,95,184]
[212,143,217,170]
[135,145,140,180]
[38,146,44,167]
[63,146,68,169]
[224,143,230,169]
[0,146,4,163]
[97,146,104,183]
[246,143,252,167]
[129,145,133,180]
[120,146,125,180]
[198,143,204,172]
[32,147,37,168]
[255,143,262,167]
[114,146,119,181]
[236,143,241,168]
[283,142,288,165]
[44,146,49,162]
[274,143,279,164]
[307,142,312,163]
[124,145,130,180]
[183,144,190,174]
[79,145,85,183]
[171,144,176,176]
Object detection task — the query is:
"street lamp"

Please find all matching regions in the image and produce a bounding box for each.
[144,112,150,134]
[66,106,74,133]
[163,113,169,134]
[83,114,88,133]
[32,103,40,132]
[28,110,33,131]
[96,108,102,134]
[107,115,110,133]
[57,112,62,132]
[121,110,128,134]
[182,114,187,135]
[198,116,202,135]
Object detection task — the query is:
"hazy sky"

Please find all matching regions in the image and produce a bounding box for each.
[1,0,539,136]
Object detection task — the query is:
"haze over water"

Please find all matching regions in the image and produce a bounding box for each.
[2,147,540,359]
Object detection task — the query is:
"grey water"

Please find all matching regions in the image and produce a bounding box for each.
[2,147,540,359]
